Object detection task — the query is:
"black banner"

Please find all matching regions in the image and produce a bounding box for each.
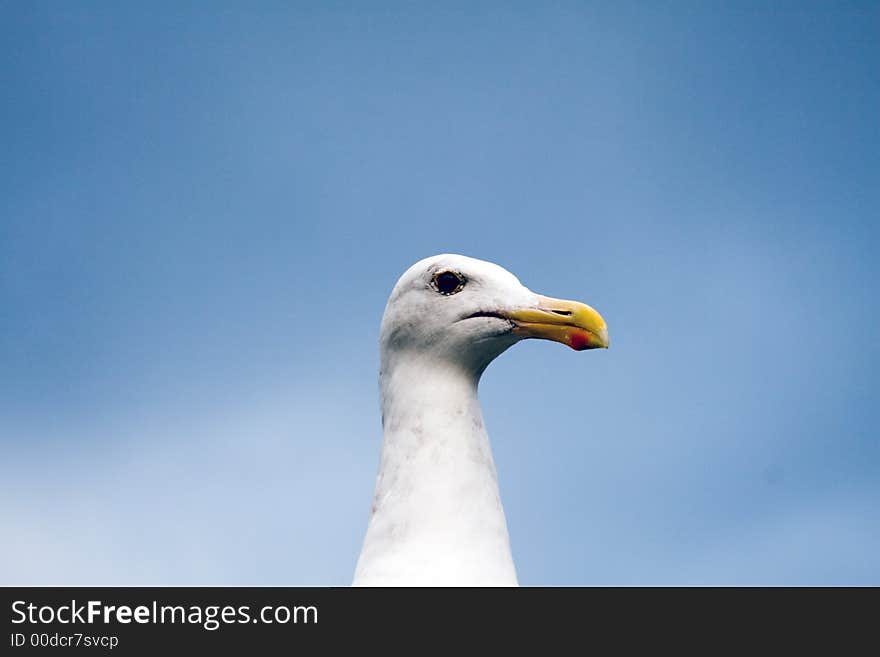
[1,587,873,653]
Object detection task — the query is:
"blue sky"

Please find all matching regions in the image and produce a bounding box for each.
[1,2,877,585]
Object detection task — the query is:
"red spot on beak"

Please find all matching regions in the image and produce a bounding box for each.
[568,330,589,351]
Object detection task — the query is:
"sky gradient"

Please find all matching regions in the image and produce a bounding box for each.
[1,2,878,585]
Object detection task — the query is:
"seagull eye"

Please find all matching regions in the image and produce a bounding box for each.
[432,270,466,296]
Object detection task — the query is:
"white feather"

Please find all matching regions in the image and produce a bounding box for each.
[354,254,545,586]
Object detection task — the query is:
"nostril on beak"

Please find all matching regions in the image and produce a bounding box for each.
[550,309,572,317]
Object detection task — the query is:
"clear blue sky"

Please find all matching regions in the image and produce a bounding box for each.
[1,2,877,585]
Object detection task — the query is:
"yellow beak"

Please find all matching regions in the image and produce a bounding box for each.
[504,294,609,351]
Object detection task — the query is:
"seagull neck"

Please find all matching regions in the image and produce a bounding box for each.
[380,353,483,439]
[354,352,518,586]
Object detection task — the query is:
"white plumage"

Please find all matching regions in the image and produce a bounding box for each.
[353,254,608,586]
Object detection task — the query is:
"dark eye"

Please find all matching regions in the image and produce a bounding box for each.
[432,270,466,295]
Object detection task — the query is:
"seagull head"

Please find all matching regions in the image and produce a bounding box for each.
[380,254,609,374]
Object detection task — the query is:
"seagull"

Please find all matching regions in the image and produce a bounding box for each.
[353,254,609,586]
